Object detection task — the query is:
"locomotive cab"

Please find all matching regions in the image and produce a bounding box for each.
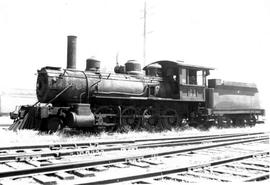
[144,60,213,101]
[179,66,209,101]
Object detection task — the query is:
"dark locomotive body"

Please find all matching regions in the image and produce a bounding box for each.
[9,36,264,131]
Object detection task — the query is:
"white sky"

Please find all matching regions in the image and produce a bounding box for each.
[0,0,270,118]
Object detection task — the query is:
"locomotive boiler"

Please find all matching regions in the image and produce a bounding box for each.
[9,36,265,131]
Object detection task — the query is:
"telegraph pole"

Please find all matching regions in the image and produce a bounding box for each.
[143,0,147,66]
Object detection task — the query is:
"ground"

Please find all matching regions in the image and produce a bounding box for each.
[0,116,269,147]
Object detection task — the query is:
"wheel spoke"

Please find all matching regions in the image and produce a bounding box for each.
[121,106,140,132]
[162,109,179,130]
[94,106,118,131]
[142,107,163,132]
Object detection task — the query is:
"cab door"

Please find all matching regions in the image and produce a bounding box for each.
[163,67,180,99]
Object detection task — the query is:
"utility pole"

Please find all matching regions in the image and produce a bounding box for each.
[143,0,147,66]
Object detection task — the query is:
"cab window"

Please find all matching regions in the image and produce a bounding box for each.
[188,69,197,85]
[180,68,187,84]
[197,70,203,86]
[179,68,205,86]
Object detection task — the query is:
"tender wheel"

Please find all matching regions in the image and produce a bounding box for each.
[142,107,163,132]
[162,109,179,130]
[248,115,256,127]
[232,117,246,127]
[120,106,140,132]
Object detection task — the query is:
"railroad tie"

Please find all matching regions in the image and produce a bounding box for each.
[127,161,150,168]
[72,169,95,177]
[33,174,57,185]
[88,166,108,172]
[54,171,75,180]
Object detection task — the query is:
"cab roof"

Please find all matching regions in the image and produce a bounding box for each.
[143,60,214,70]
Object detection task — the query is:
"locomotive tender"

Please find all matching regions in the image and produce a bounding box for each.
[9,36,264,131]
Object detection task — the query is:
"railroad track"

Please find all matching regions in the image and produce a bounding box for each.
[0,132,268,184]
[0,124,10,129]
[0,132,265,161]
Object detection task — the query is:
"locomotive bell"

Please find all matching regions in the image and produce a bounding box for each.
[85,58,100,72]
[125,60,141,75]
[114,64,125,74]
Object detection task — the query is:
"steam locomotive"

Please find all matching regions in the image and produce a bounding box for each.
[9,36,265,131]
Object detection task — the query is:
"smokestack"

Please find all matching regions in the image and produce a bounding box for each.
[67,35,77,69]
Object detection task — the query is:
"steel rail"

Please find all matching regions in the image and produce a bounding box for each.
[0,132,266,153]
[138,134,268,148]
[81,151,270,184]
[244,172,270,182]
[0,133,267,162]
[0,131,265,151]
[0,136,267,179]
[0,124,11,127]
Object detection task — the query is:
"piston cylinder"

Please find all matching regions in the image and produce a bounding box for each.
[66,112,95,128]
[66,103,95,128]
